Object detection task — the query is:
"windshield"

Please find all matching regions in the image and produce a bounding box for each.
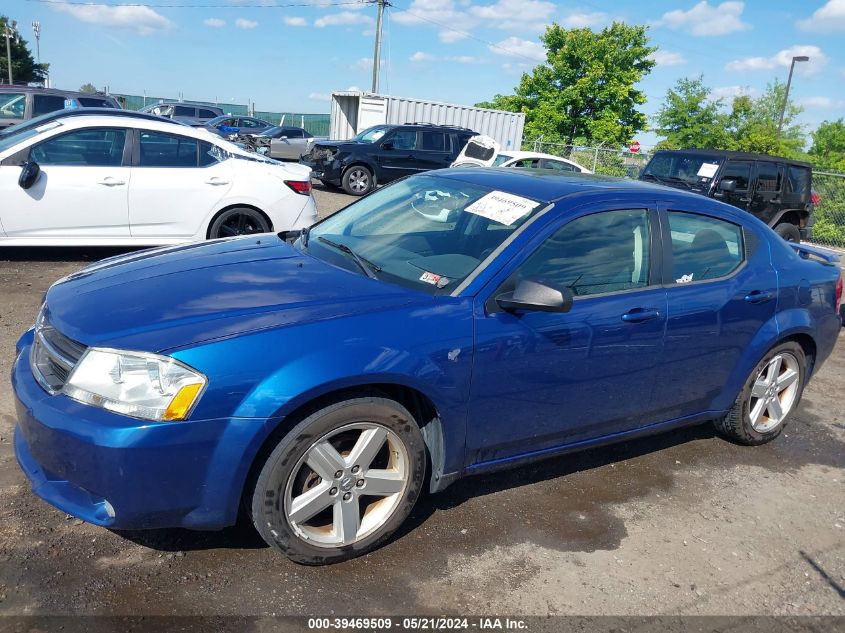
[0,119,63,153]
[641,153,723,190]
[492,154,513,166]
[303,174,546,294]
[352,126,389,144]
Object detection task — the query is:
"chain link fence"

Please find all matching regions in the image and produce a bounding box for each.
[810,172,845,249]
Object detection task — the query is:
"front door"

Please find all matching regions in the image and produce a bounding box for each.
[466,206,667,465]
[0,127,131,238]
[715,160,753,212]
[374,129,418,183]
[748,161,784,225]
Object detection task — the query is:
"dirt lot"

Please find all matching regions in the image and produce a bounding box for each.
[0,187,843,617]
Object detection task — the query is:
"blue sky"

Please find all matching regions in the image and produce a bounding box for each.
[4,0,844,148]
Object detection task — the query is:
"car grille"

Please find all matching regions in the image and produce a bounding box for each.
[30,315,87,394]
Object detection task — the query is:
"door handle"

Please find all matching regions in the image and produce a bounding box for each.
[97,177,125,186]
[744,290,774,304]
[621,308,660,323]
[205,177,229,186]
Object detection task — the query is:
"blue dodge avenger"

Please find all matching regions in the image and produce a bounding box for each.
[13,169,842,564]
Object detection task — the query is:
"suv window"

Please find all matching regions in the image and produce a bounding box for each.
[33,95,67,116]
[31,128,127,166]
[390,130,417,150]
[756,162,781,192]
[139,131,203,167]
[543,159,577,172]
[284,128,303,138]
[668,211,743,283]
[786,165,810,195]
[173,105,195,117]
[420,131,447,152]
[515,209,651,297]
[0,92,26,119]
[720,161,751,190]
[240,118,263,129]
[197,108,218,119]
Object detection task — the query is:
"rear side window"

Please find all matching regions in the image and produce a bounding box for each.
[391,130,418,150]
[31,128,126,166]
[197,109,218,119]
[786,166,810,194]
[720,161,751,190]
[139,131,201,167]
[33,95,67,116]
[668,211,744,284]
[544,159,577,172]
[756,162,782,192]
[173,105,195,117]
[516,209,651,297]
[0,92,26,119]
[420,131,447,151]
[77,97,115,108]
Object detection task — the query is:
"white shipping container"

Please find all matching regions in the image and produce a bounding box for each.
[330,91,525,149]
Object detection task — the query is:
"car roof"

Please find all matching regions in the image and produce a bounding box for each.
[17,114,218,140]
[0,86,117,100]
[438,167,719,206]
[0,108,186,136]
[652,148,812,167]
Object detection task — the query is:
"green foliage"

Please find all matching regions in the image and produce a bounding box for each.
[655,76,730,149]
[809,120,845,172]
[812,173,845,247]
[723,81,806,158]
[78,83,98,94]
[476,22,656,147]
[0,16,48,84]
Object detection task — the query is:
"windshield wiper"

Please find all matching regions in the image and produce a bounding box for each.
[317,236,381,279]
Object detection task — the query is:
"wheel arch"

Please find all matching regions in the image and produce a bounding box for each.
[205,203,273,239]
[342,161,378,186]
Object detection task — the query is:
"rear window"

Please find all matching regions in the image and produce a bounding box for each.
[786,166,810,195]
[77,97,116,108]
[33,95,66,116]
[668,211,744,283]
[0,92,26,119]
[420,131,447,152]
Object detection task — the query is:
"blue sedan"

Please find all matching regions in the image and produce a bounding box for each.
[12,170,842,564]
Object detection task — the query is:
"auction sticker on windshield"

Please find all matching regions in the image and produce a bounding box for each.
[697,162,719,178]
[465,191,540,226]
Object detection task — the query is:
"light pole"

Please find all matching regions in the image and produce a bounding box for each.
[4,19,19,85]
[777,55,809,136]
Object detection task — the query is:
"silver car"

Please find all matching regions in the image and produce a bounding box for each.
[249,126,324,160]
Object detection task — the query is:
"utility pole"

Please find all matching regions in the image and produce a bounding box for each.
[777,55,809,137]
[371,0,387,93]
[32,21,44,87]
[4,19,18,85]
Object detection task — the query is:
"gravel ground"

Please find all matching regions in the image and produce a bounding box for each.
[0,187,843,617]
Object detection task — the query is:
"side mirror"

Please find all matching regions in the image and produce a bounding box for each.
[718,179,737,193]
[279,135,288,140]
[381,141,394,151]
[496,279,573,314]
[18,160,41,190]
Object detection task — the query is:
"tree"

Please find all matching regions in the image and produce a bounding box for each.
[724,81,806,158]
[79,83,98,94]
[809,119,845,172]
[477,22,656,148]
[0,16,49,84]
[655,76,730,150]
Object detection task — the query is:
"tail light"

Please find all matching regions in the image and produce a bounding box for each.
[811,191,821,205]
[285,180,312,195]
[836,272,843,315]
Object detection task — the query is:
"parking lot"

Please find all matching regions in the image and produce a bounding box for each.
[0,186,843,617]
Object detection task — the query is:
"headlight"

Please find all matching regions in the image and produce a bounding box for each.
[64,348,207,422]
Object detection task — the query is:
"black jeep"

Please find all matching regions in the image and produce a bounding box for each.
[639,149,814,241]
[301,123,477,196]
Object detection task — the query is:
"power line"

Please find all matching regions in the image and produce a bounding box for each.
[23,0,369,8]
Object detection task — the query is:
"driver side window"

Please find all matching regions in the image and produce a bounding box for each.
[514,209,651,297]
[390,130,418,150]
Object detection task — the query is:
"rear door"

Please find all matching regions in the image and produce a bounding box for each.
[127,129,233,238]
[412,130,453,172]
[652,208,777,420]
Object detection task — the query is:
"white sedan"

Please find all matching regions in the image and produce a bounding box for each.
[452,135,592,174]
[0,113,317,246]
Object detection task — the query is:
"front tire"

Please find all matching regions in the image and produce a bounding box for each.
[342,165,374,196]
[250,397,426,565]
[714,342,806,445]
[774,222,801,242]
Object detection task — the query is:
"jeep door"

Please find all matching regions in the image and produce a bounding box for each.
[716,160,753,212]
[748,161,784,225]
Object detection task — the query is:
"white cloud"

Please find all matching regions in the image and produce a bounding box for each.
[308,92,331,102]
[410,51,480,63]
[284,16,308,27]
[797,0,845,33]
[489,36,546,62]
[726,45,827,75]
[800,96,845,109]
[350,57,372,71]
[52,1,174,35]
[655,1,749,36]
[203,18,225,28]
[394,0,473,42]
[410,51,436,62]
[314,11,374,28]
[560,12,607,28]
[710,85,756,100]
[347,85,361,92]
[650,50,687,66]
[235,18,258,29]
[468,0,555,30]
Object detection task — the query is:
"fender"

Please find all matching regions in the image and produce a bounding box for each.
[766,206,807,227]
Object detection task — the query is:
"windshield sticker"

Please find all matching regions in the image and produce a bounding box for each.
[696,163,719,179]
[420,271,450,288]
[465,191,540,226]
[676,273,694,284]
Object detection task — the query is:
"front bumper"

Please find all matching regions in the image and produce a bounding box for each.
[300,157,343,185]
[12,335,265,530]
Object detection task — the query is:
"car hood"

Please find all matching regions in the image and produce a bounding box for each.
[44,236,421,353]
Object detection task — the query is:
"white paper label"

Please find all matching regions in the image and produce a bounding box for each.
[697,163,719,178]
[465,191,540,226]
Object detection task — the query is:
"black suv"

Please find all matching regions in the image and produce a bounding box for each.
[639,149,814,241]
[301,123,477,195]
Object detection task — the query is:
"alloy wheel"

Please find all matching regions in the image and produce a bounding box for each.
[284,422,409,547]
[348,169,370,194]
[747,352,801,433]
[215,211,268,238]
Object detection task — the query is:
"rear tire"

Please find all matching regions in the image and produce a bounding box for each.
[342,165,374,196]
[714,342,805,445]
[208,207,270,239]
[250,397,426,565]
[774,222,801,242]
